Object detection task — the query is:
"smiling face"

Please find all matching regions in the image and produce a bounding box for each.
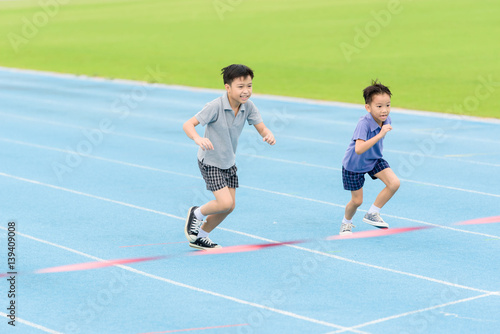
[365,93,391,126]
[225,75,253,108]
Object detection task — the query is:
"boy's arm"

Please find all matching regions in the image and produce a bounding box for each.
[182,116,214,151]
[254,122,276,145]
[355,124,392,155]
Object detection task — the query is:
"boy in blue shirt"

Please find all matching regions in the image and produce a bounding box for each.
[182,64,276,249]
[340,80,400,235]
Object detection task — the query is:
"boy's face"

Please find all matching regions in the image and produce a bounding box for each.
[365,93,391,125]
[225,75,253,105]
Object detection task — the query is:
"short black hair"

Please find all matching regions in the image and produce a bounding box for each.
[363,79,392,104]
[221,64,254,85]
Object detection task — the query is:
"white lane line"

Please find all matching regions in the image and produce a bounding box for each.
[411,129,500,146]
[395,179,500,198]
[1,172,498,295]
[0,80,200,108]
[386,149,500,168]
[0,94,185,123]
[219,227,499,296]
[444,153,499,158]
[0,115,194,148]
[0,172,182,220]
[241,153,500,198]
[0,226,365,333]
[241,154,342,171]
[325,292,497,333]
[0,311,63,334]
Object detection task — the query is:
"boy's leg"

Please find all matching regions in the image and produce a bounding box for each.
[344,188,363,221]
[341,166,365,234]
[199,187,236,233]
[187,162,238,248]
[372,168,400,209]
[340,188,363,235]
[184,187,234,243]
[363,167,400,228]
[189,187,235,250]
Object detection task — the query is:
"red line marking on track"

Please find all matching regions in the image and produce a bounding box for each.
[1,225,436,276]
[120,241,188,248]
[454,215,500,225]
[35,255,167,274]
[327,226,432,240]
[188,239,306,256]
[138,323,249,334]
[0,273,11,278]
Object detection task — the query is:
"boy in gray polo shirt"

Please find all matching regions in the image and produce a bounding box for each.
[340,80,400,235]
[182,64,276,249]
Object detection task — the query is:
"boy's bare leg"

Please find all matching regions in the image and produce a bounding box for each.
[373,168,400,209]
[345,188,363,220]
[200,187,236,233]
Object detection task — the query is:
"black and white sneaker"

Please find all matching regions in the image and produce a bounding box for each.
[184,206,203,242]
[189,237,222,250]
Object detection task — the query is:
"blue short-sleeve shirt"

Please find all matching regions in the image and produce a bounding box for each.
[342,113,391,173]
[195,92,263,169]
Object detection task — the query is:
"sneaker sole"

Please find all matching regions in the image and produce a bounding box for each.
[184,206,198,243]
[363,218,389,229]
[189,242,222,250]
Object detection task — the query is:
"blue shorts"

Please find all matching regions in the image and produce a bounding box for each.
[342,159,390,191]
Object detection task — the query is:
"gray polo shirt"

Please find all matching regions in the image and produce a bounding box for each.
[195,92,263,169]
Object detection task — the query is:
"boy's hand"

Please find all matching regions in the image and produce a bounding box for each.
[380,124,392,137]
[263,132,276,145]
[194,137,214,151]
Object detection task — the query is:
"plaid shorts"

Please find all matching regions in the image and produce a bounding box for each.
[342,158,390,191]
[198,160,239,192]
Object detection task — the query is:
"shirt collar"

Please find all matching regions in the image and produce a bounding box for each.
[367,113,382,132]
[222,92,246,113]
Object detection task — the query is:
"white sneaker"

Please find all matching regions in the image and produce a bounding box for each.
[363,212,389,228]
[339,222,355,235]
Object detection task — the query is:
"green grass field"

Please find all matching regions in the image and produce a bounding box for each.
[1,0,499,118]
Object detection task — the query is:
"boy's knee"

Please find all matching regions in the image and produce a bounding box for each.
[218,198,234,213]
[389,178,400,193]
[226,201,236,214]
[352,197,363,207]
